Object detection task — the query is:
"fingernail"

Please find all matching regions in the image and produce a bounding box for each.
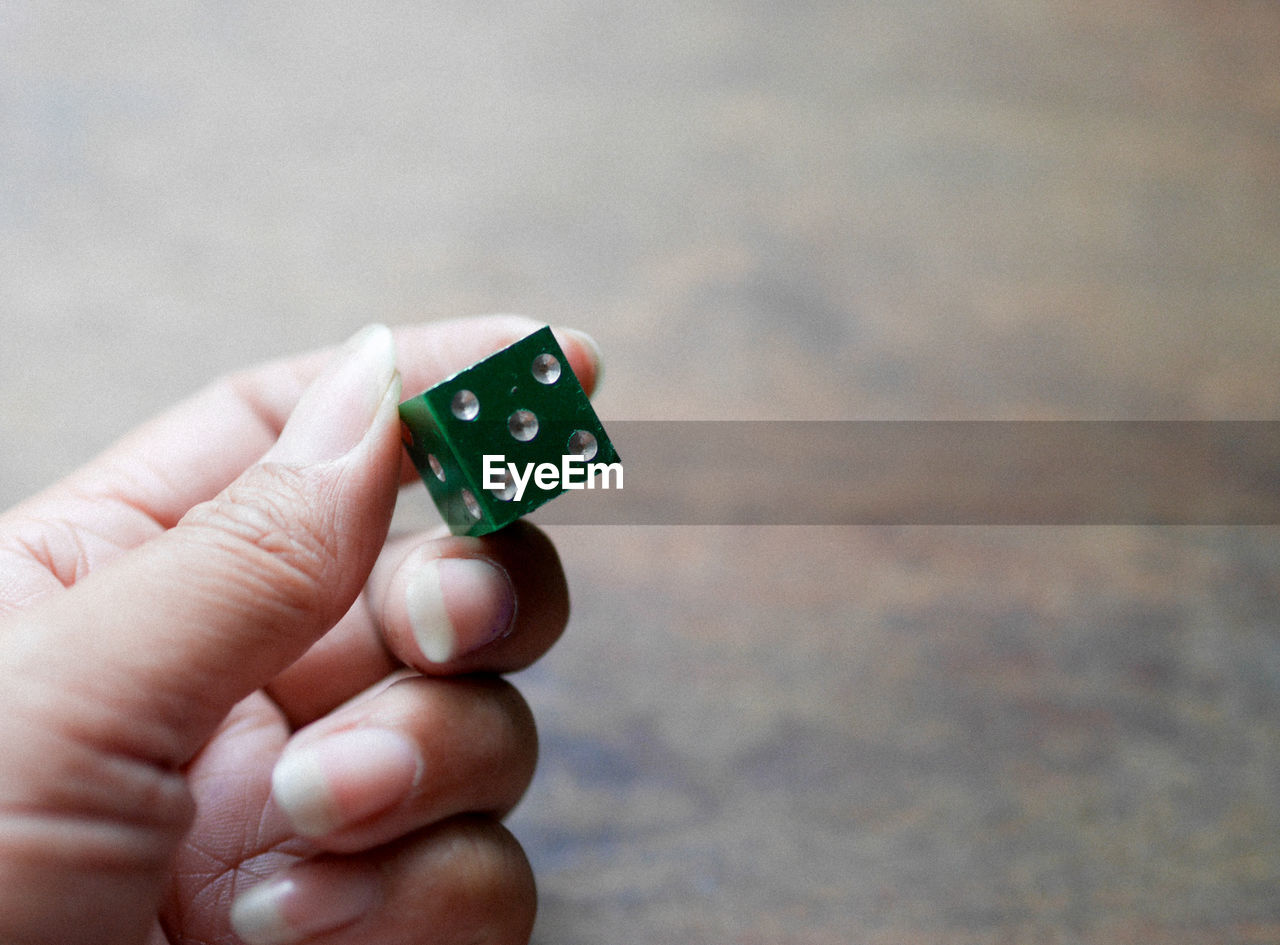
[406,557,516,664]
[271,728,422,837]
[556,327,604,393]
[270,324,400,465]
[230,860,380,945]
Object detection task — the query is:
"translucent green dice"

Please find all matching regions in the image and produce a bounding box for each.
[398,326,620,536]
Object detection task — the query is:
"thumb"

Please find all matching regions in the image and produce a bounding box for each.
[5,324,404,768]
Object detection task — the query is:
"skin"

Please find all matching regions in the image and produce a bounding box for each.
[0,315,599,945]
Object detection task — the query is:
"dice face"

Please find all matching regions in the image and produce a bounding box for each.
[398,326,619,536]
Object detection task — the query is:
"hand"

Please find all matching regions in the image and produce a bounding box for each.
[0,316,601,945]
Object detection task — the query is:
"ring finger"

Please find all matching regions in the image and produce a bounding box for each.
[269,673,538,853]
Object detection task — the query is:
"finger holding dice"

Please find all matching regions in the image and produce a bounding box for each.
[261,519,568,728]
[253,320,600,726]
[398,325,617,535]
[394,317,603,408]
[366,521,570,675]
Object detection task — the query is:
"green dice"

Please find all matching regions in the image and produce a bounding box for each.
[398,326,620,536]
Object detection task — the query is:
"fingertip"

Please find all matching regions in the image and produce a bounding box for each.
[553,326,604,396]
[230,859,382,945]
[405,556,516,665]
[272,728,423,839]
[368,522,568,677]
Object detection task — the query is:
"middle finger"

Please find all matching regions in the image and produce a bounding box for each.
[264,520,569,728]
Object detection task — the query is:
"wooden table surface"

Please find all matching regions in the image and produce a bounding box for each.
[2,3,1277,943]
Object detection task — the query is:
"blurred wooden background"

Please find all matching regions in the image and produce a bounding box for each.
[2,2,1278,943]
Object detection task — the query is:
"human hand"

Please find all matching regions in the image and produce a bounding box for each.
[0,316,601,945]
